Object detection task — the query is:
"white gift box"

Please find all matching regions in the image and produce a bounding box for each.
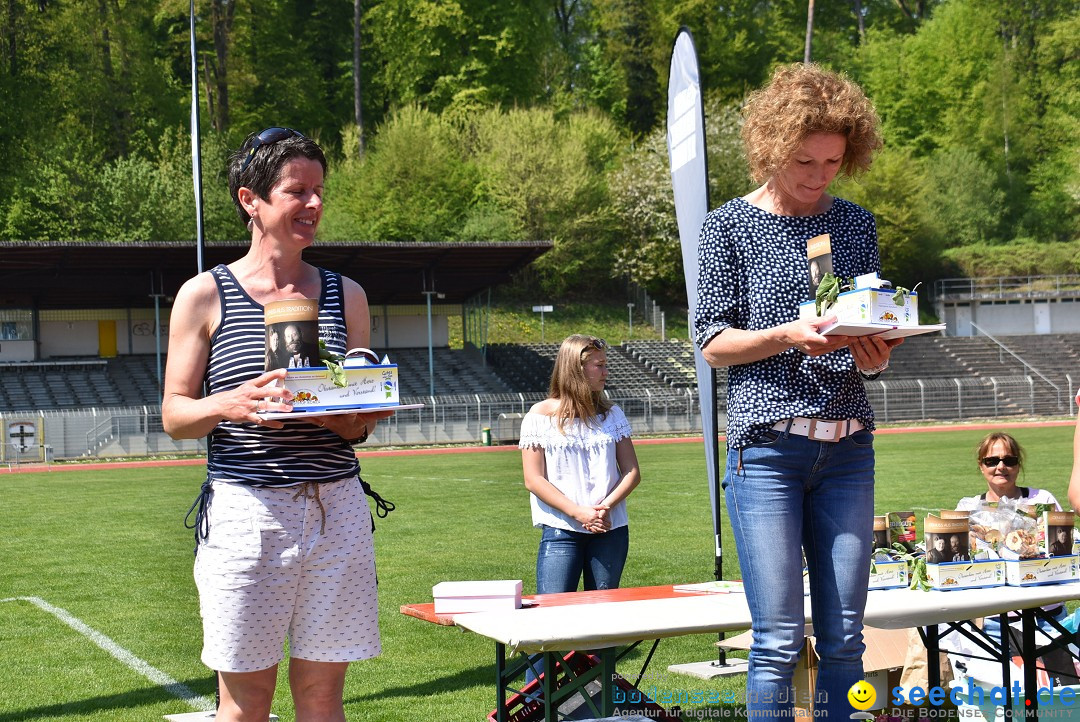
[432,580,523,614]
[868,559,909,590]
[281,361,399,411]
[926,558,1006,590]
[1004,555,1080,586]
[800,287,918,327]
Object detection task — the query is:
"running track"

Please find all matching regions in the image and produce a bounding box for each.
[3,419,1074,474]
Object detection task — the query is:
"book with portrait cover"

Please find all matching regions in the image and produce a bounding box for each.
[1043,510,1076,557]
[924,514,970,564]
[872,515,891,555]
[806,233,833,299]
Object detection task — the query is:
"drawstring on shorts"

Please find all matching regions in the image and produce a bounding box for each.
[292,482,328,535]
[184,474,397,546]
[359,475,395,533]
[185,478,214,554]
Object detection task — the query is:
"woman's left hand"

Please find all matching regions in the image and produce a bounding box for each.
[583,505,612,533]
[848,334,904,373]
[309,409,395,443]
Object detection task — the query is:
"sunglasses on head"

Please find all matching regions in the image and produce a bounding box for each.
[239,127,305,174]
[981,455,1019,468]
[589,338,606,350]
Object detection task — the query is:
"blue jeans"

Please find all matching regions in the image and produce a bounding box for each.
[526,525,630,689]
[535,524,629,594]
[724,427,875,720]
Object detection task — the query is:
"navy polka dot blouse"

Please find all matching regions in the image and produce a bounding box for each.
[693,196,880,449]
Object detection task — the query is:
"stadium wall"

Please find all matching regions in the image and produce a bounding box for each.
[0,305,460,363]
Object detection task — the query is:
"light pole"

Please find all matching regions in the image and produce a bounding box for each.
[627,303,635,339]
[532,305,553,343]
[422,290,436,397]
[422,285,445,397]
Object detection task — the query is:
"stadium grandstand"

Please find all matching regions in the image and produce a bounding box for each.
[4,333,1080,412]
[4,260,1080,461]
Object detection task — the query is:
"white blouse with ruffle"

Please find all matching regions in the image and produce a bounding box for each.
[518,404,633,533]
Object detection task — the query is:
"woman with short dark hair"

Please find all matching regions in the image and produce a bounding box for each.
[163,128,393,722]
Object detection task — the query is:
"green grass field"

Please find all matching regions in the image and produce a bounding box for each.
[2,423,1076,721]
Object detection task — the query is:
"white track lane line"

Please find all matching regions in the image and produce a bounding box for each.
[1,596,215,712]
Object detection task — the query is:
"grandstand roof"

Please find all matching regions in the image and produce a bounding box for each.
[0,240,553,309]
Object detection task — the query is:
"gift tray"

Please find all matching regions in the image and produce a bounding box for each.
[258,402,424,420]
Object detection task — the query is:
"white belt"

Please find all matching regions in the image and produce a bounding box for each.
[772,417,864,443]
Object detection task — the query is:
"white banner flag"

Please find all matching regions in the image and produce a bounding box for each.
[667,28,723,577]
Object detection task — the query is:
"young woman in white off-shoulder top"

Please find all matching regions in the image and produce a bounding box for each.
[519,334,642,594]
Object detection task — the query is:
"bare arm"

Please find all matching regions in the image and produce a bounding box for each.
[600,437,641,510]
[701,315,850,368]
[522,446,606,529]
[589,436,642,531]
[1068,415,1080,512]
[161,273,290,438]
[703,317,904,373]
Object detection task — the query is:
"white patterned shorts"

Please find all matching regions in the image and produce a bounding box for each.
[194,476,381,673]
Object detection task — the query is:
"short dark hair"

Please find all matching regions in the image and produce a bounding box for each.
[228,130,328,225]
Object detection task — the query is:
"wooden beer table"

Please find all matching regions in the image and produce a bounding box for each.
[402,582,1080,721]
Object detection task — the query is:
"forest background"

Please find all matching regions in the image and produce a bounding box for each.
[0,0,1077,306]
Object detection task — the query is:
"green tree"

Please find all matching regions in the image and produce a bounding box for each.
[363,0,554,118]
[590,0,662,136]
[1022,10,1080,241]
[921,147,1005,247]
[468,107,623,295]
[320,108,477,243]
[833,146,938,284]
[610,97,749,303]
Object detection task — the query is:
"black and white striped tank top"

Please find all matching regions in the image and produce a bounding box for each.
[205,264,360,486]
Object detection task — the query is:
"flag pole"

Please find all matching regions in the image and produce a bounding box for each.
[190,0,206,275]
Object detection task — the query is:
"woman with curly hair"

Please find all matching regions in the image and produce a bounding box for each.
[693,64,900,719]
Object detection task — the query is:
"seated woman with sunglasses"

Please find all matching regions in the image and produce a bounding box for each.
[162,127,393,722]
[955,432,1065,642]
[520,335,641,596]
[956,432,1061,512]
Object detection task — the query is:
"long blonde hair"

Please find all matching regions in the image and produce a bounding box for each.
[549,334,612,432]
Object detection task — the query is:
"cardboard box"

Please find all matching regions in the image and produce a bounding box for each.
[718,625,909,712]
[432,579,522,614]
[1004,555,1080,586]
[799,287,918,327]
[282,362,399,411]
[869,559,909,590]
[925,558,1005,590]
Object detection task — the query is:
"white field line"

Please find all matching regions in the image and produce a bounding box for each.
[1,596,215,712]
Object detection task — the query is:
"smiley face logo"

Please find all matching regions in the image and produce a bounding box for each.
[847,680,876,711]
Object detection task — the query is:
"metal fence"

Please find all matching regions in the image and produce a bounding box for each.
[1,375,1075,464]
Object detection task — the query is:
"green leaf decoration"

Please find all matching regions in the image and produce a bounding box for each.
[318,340,348,388]
[815,272,841,315]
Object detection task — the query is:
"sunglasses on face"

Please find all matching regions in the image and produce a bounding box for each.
[239,127,305,174]
[981,455,1019,468]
